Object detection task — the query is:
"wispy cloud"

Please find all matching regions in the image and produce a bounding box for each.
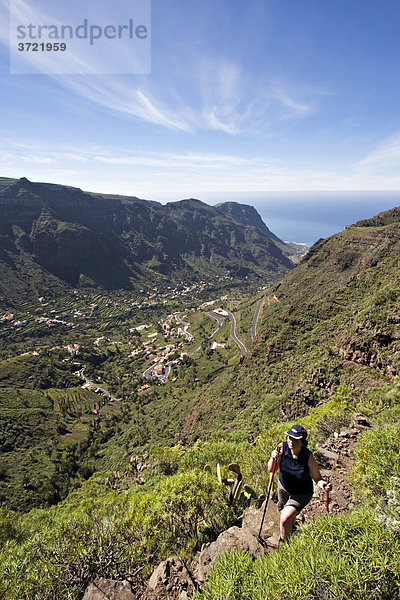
[354,132,400,172]
[0,0,322,135]
[272,86,313,117]
[95,151,266,169]
[59,78,194,131]
[0,141,265,170]
[202,108,239,135]
[2,140,399,196]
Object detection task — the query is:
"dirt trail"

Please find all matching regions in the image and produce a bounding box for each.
[300,414,372,523]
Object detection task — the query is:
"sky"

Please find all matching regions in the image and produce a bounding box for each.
[0,0,399,243]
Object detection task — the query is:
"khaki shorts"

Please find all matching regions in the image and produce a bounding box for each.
[278,480,313,512]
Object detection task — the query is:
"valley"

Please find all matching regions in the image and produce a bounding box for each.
[2,0,399,595]
[0,268,275,511]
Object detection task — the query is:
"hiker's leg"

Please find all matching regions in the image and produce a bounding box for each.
[277,481,289,510]
[280,505,298,540]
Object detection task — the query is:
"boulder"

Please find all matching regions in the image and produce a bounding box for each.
[143,556,195,600]
[350,414,373,430]
[241,499,280,542]
[195,500,280,584]
[82,578,135,600]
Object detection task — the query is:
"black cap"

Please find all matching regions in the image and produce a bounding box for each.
[285,424,307,439]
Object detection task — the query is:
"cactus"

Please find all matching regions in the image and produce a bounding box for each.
[207,462,258,510]
[243,484,258,501]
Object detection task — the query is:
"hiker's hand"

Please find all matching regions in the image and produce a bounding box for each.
[271,446,281,461]
[318,479,332,491]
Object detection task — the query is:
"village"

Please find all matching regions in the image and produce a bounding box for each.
[89,295,230,395]
[0,279,237,402]
[0,276,233,333]
[1,275,273,412]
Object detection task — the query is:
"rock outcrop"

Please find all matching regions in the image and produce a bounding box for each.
[195,497,280,584]
[142,556,196,600]
[82,578,135,600]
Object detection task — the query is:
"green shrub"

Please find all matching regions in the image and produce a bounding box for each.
[191,549,254,600]
[149,441,187,475]
[0,512,143,600]
[178,439,248,473]
[376,476,400,535]
[250,422,288,492]
[351,423,400,502]
[0,490,144,600]
[127,470,234,564]
[149,439,250,477]
[194,509,400,600]
[301,385,355,445]
[0,467,239,599]
[0,509,25,548]
[359,382,400,424]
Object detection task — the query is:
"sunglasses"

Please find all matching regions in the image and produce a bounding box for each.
[287,435,301,441]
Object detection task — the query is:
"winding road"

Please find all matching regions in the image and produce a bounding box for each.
[75,367,120,402]
[251,297,265,341]
[226,310,247,358]
[188,310,225,356]
[142,295,278,383]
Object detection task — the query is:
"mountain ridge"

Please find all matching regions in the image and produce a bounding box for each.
[215,200,309,261]
[0,177,293,299]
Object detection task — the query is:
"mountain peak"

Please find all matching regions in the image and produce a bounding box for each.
[215,201,273,235]
[167,198,209,209]
[215,201,308,262]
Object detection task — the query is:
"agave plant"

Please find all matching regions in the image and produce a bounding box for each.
[206,462,258,509]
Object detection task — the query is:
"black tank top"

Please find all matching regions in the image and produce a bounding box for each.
[278,441,313,494]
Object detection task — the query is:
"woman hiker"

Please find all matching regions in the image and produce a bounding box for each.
[268,424,332,542]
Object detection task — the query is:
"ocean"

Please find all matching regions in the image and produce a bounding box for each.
[199,191,400,245]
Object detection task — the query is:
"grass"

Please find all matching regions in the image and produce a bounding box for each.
[194,509,400,600]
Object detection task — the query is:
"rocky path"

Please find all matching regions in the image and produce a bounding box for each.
[303,414,372,522]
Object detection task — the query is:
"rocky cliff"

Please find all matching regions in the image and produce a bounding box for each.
[0,178,294,294]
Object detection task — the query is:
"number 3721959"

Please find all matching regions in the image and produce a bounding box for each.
[18,42,67,51]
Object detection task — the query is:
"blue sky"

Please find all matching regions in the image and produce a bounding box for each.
[0,0,399,239]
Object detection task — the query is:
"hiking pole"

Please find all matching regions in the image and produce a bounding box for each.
[256,445,280,548]
[324,474,331,513]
